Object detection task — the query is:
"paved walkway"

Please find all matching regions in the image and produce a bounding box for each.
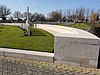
[0,56,100,75]
[37,24,98,39]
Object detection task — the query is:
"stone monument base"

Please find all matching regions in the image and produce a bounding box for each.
[54,36,100,68]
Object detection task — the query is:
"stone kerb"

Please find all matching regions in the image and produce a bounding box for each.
[0,23,22,26]
[0,48,54,62]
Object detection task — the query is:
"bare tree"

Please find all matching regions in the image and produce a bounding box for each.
[74,8,85,25]
[97,9,100,21]
[91,9,95,15]
[48,10,62,22]
[22,12,32,19]
[57,9,63,21]
[75,8,80,22]
[72,10,75,15]
[97,9,100,16]
[78,8,85,22]
[13,11,22,19]
[86,8,90,22]
[60,10,67,22]
[89,9,100,22]
[63,10,67,17]
[67,9,71,20]
[90,12,97,22]
[31,13,45,22]
[0,4,11,21]
[69,10,77,21]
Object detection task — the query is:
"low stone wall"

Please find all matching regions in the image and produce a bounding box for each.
[54,36,100,68]
[0,48,54,63]
[0,23,23,26]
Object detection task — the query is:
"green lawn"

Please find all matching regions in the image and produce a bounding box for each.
[55,24,68,27]
[72,23,90,30]
[0,25,54,53]
[55,23,90,31]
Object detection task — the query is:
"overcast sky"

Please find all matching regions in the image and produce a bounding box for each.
[0,0,100,16]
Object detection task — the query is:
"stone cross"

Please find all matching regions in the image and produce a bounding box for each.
[26,7,30,36]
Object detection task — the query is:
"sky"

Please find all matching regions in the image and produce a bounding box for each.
[0,0,100,16]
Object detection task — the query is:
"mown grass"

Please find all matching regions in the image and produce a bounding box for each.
[72,23,90,30]
[55,23,90,30]
[55,24,68,27]
[0,25,54,53]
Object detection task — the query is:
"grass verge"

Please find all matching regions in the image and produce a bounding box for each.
[72,23,90,30]
[55,23,90,31]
